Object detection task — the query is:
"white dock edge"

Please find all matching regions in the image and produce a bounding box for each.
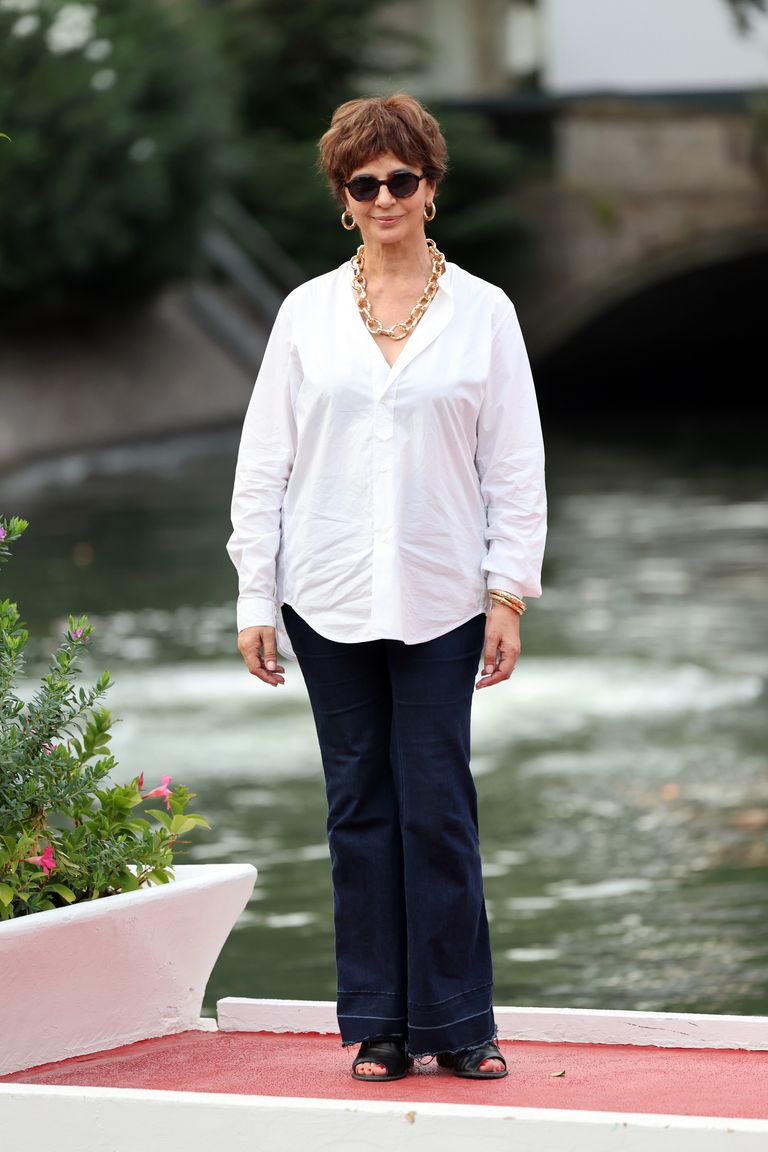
[216,998,768,1051]
[1,1084,767,1152]
[4,1001,768,1151]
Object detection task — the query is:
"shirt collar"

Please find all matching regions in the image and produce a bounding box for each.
[436,257,453,298]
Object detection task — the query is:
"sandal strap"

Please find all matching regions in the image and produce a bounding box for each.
[445,1041,506,1073]
[353,1038,410,1076]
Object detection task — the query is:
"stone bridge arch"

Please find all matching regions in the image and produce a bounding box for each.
[510,95,768,370]
[526,223,768,364]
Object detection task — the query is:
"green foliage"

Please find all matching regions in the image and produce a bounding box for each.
[747,90,768,182]
[0,0,235,318]
[725,0,768,33]
[207,0,421,141]
[423,108,531,286]
[225,132,353,279]
[206,0,420,276]
[0,0,534,307]
[0,517,210,921]
[210,1,529,283]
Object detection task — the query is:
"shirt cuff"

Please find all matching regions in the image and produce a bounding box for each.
[236,596,277,633]
[485,574,527,601]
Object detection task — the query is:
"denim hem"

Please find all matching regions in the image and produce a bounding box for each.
[406,980,493,1010]
[406,1022,499,1060]
[406,982,494,1035]
[340,1031,406,1050]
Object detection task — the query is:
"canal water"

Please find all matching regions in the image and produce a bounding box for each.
[4,423,767,1017]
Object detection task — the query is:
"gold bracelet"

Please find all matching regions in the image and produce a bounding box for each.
[489,588,526,608]
[489,589,526,615]
[490,599,524,616]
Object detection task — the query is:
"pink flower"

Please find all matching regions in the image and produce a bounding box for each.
[24,845,56,876]
[70,627,85,640]
[0,526,6,541]
[42,741,56,755]
[142,774,173,810]
[137,772,144,791]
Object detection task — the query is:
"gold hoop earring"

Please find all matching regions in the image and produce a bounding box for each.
[341,209,356,231]
[424,202,437,222]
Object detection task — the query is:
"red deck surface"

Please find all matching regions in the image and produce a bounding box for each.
[3,1030,768,1119]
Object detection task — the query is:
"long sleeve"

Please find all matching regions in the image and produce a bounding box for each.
[226,297,300,632]
[475,303,547,600]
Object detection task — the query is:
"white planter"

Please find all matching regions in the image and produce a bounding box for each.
[0,863,256,1076]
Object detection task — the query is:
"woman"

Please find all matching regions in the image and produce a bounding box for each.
[226,93,546,1082]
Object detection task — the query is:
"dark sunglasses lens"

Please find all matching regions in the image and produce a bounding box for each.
[347,177,379,201]
[389,172,420,198]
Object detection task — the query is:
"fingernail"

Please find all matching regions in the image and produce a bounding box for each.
[484,665,494,675]
[266,660,276,670]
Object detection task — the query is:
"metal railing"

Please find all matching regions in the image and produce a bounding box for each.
[186,193,305,372]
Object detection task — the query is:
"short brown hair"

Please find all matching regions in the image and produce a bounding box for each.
[318,92,448,203]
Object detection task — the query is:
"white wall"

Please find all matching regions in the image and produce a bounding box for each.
[541,0,768,93]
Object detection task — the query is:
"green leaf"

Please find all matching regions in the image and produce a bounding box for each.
[169,816,203,836]
[0,882,14,907]
[182,814,211,829]
[146,808,172,830]
[146,869,171,885]
[124,818,150,834]
[46,883,76,903]
[170,813,200,835]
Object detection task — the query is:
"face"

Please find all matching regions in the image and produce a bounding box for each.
[342,150,436,249]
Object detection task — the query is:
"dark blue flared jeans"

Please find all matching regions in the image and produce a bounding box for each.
[281,603,496,1058]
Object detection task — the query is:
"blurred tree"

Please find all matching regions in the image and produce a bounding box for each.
[0,0,235,319]
[409,107,531,289]
[205,0,422,275]
[724,0,768,175]
[205,0,421,141]
[207,0,530,284]
[725,0,768,31]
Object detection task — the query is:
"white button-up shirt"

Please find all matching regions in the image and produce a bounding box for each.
[226,258,546,660]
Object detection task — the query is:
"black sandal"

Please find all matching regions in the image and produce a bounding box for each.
[437,1040,508,1079]
[351,1037,413,1082]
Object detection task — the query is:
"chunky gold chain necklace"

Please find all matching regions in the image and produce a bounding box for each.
[350,238,446,341]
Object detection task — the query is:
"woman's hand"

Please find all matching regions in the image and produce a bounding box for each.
[237,626,286,687]
[475,603,521,690]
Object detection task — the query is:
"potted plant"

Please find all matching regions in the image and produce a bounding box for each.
[0,516,256,1075]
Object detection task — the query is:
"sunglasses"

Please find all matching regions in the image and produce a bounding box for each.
[344,171,426,202]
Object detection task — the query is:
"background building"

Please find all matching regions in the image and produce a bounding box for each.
[542,0,768,94]
[381,0,768,98]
